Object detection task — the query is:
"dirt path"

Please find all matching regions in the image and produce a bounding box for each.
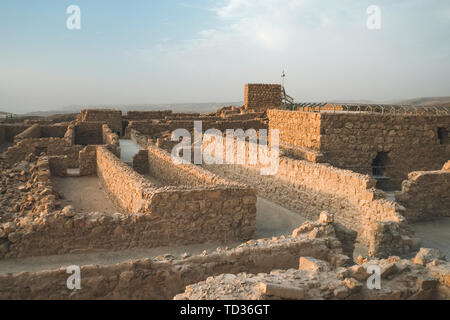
[52,176,121,213]
[0,197,305,275]
[120,139,141,164]
[0,242,240,275]
[255,197,307,238]
[413,218,450,259]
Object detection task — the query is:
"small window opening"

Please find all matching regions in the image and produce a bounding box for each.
[438,128,449,145]
[372,152,389,177]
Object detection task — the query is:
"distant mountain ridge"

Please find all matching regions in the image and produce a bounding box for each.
[328,96,450,106]
[394,97,450,107]
[19,102,244,117]
[5,96,450,118]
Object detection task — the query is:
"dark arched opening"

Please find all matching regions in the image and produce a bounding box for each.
[372,152,389,177]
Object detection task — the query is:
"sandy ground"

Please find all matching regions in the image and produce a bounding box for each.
[0,142,13,154]
[384,191,396,202]
[0,197,306,275]
[413,218,450,259]
[119,139,141,164]
[0,242,241,275]
[255,197,306,238]
[52,176,121,213]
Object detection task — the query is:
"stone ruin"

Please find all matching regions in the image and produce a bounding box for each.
[0,83,448,300]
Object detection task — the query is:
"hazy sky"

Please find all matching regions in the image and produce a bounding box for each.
[1,0,449,113]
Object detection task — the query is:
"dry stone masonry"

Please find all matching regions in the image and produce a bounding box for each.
[245,84,282,111]
[0,83,449,300]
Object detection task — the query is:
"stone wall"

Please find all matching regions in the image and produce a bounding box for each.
[12,124,69,142]
[395,164,450,222]
[203,138,417,258]
[1,144,257,259]
[96,146,154,212]
[0,156,59,259]
[244,83,282,111]
[132,150,148,175]
[147,144,232,187]
[2,137,81,167]
[1,122,81,167]
[319,112,450,189]
[41,124,68,138]
[268,110,322,150]
[224,112,265,121]
[0,225,344,299]
[1,122,118,173]
[0,125,4,145]
[48,156,68,177]
[79,109,123,136]
[176,249,450,300]
[101,124,120,157]
[96,145,256,241]
[125,119,267,139]
[64,124,76,145]
[0,124,31,143]
[126,110,172,120]
[166,113,201,120]
[130,129,148,149]
[268,110,450,189]
[79,146,97,176]
[13,124,41,142]
[74,122,103,145]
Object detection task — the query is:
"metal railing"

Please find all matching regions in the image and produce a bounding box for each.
[287,103,450,115]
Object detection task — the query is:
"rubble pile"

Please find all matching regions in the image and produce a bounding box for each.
[0,154,57,224]
[175,248,450,300]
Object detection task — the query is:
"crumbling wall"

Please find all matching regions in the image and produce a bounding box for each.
[96,146,152,212]
[203,138,416,257]
[40,124,68,138]
[0,226,343,299]
[132,150,148,175]
[176,250,450,300]
[147,144,232,187]
[2,138,80,166]
[0,145,257,259]
[0,125,5,145]
[75,122,103,145]
[126,119,267,139]
[0,124,31,143]
[130,129,148,149]
[1,122,81,167]
[244,84,282,111]
[126,110,172,120]
[79,109,123,136]
[79,146,97,176]
[0,156,58,259]
[97,145,256,238]
[13,124,40,142]
[395,164,450,222]
[166,113,201,120]
[48,155,68,177]
[101,124,120,157]
[64,124,76,145]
